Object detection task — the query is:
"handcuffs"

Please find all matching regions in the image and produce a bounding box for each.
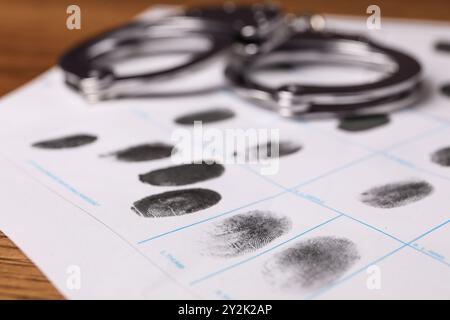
[59,3,423,118]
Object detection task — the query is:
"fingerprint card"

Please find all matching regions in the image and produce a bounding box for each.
[0,10,450,299]
[298,155,450,241]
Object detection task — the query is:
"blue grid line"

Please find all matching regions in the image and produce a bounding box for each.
[306,117,450,186]
[290,153,378,189]
[137,117,449,246]
[306,201,450,270]
[28,160,99,206]
[0,154,201,299]
[241,159,450,272]
[130,94,450,293]
[293,191,406,244]
[302,123,375,153]
[133,100,375,246]
[187,163,449,287]
[412,247,450,268]
[408,108,450,126]
[382,124,448,152]
[379,153,450,184]
[306,219,450,300]
[189,214,343,286]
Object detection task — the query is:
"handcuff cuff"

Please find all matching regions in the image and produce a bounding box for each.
[59,4,283,101]
[59,3,423,118]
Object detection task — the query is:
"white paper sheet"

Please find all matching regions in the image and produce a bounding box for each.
[1,9,450,299]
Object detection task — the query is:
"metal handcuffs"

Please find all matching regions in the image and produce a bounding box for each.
[59,4,423,118]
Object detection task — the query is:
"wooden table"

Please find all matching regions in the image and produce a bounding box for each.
[0,0,449,300]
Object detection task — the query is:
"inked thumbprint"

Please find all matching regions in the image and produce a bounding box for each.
[100,143,175,162]
[132,188,221,217]
[431,147,450,167]
[337,114,390,132]
[360,180,433,209]
[32,134,97,149]
[202,210,291,258]
[174,108,235,125]
[139,162,225,186]
[263,236,360,292]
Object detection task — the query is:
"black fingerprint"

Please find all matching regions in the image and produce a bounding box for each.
[435,41,450,53]
[32,134,97,149]
[101,143,175,162]
[338,114,390,132]
[263,236,360,291]
[237,140,302,160]
[360,180,433,209]
[431,146,450,167]
[441,84,450,98]
[132,188,221,218]
[174,108,235,125]
[203,210,291,258]
[139,162,225,186]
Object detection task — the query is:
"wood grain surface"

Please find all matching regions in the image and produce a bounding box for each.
[0,0,449,300]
